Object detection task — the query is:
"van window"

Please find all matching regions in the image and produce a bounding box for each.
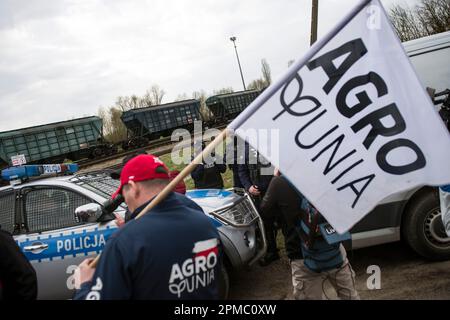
[409,46,450,93]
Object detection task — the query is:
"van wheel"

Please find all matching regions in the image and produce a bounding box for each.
[402,190,450,260]
[218,263,230,299]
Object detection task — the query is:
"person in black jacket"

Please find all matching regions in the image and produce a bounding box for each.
[74,154,222,300]
[0,227,38,300]
[224,135,244,189]
[191,141,226,189]
[259,170,303,266]
[237,142,273,205]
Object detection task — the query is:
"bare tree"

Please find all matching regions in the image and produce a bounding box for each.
[141,90,154,107]
[261,58,272,86]
[390,4,424,41]
[247,59,271,91]
[150,84,165,105]
[192,90,211,121]
[108,107,128,143]
[389,0,450,42]
[114,96,129,112]
[114,84,166,112]
[213,87,234,95]
[416,0,450,35]
[115,95,145,111]
[97,106,127,143]
[175,93,189,101]
[98,106,112,138]
[97,83,167,144]
[247,78,267,91]
[192,90,207,108]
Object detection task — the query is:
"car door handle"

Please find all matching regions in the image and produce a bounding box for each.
[24,243,49,251]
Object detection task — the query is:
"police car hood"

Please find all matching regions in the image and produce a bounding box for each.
[185,189,240,213]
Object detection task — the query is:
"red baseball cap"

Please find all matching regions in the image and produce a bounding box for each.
[112,154,170,199]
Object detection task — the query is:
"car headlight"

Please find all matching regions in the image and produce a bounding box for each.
[213,195,259,227]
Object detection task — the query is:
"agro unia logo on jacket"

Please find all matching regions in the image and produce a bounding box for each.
[168,238,218,297]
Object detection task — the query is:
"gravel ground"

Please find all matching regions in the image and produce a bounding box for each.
[228,240,450,300]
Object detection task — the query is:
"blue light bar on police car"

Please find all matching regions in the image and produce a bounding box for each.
[1,164,79,181]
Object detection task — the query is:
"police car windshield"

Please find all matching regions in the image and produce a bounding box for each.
[70,171,120,199]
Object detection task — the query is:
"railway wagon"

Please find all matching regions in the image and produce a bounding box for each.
[121,99,201,149]
[0,116,112,167]
[204,90,260,124]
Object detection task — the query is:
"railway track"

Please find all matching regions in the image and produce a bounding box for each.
[78,124,227,170]
[76,136,173,169]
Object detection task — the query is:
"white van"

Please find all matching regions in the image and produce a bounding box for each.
[350,31,450,260]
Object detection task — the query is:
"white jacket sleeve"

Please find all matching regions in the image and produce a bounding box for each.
[439,186,450,237]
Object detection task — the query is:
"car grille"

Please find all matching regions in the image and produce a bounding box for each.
[71,172,120,197]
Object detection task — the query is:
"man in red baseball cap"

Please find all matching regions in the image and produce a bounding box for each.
[74,154,222,300]
[109,152,186,228]
[111,154,170,211]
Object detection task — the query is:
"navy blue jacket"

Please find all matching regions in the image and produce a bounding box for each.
[224,139,244,188]
[191,160,226,189]
[229,164,243,188]
[74,192,222,300]
[237,143,273,193]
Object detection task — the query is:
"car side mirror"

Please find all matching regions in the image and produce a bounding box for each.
[75,203,102,223]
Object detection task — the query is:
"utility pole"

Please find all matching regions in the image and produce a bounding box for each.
[310,0,319,45]
[230,36,247,91]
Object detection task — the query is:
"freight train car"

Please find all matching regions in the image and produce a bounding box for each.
[204,90,260,125]
[121,99,201,149]
[0,116,116,168]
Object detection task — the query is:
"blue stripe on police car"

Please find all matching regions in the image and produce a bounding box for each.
[18,226,118,263]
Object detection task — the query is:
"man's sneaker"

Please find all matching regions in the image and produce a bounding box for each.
[258,252,280,267]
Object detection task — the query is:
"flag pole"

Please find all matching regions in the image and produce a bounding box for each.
[88,128,230,268]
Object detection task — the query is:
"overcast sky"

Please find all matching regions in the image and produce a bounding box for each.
[0,0,418,131]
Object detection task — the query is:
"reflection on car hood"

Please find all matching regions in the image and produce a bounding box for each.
[186,189,241,213]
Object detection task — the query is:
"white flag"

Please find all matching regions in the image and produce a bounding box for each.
[228,0,450,233]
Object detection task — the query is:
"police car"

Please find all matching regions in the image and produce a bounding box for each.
[0,164,267,299]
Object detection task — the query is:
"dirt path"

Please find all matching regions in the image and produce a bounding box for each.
[228,241,450,300]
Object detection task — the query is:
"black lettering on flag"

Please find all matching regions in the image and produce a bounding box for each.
[336,72,388,118]
[273,74,322,121]
[331,159,364,184]
[311,134,357,175]
[376,138,426,174]
[337,174,376,208]
[307,38,368,94]
[351,103,406,149]
[295,109,339,149]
